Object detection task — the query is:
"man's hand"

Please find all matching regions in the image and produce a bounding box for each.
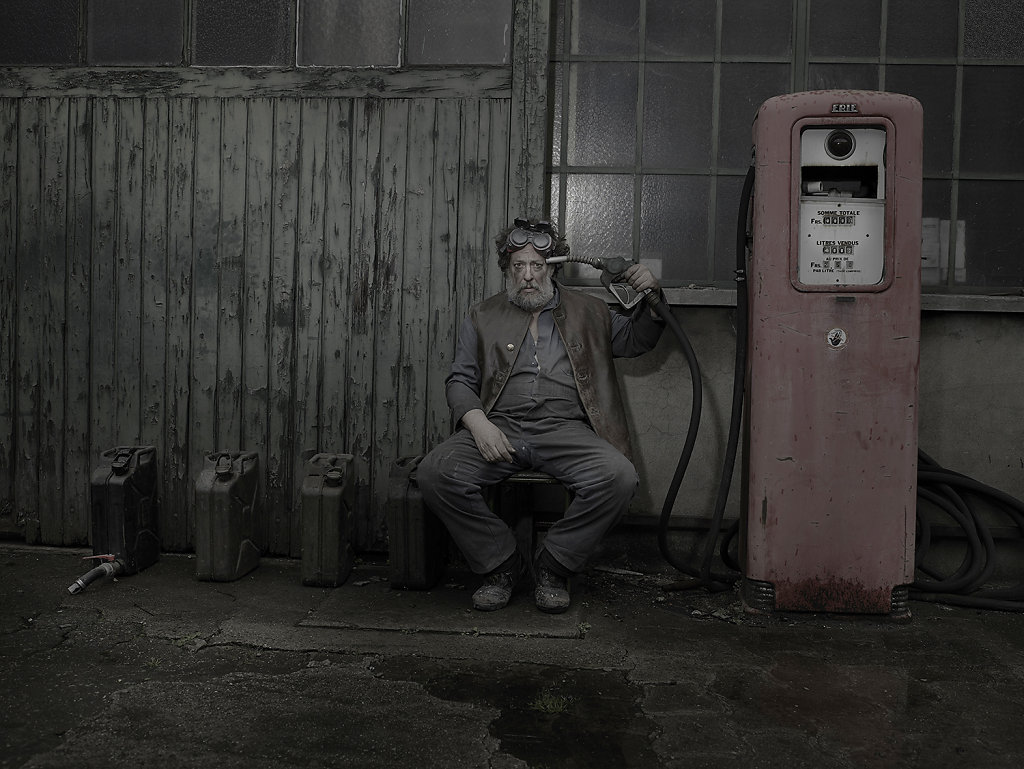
[461,409,516,463]
[622,263,660,294]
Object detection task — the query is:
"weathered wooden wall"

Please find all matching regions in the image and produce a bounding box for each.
[0,92,515,555]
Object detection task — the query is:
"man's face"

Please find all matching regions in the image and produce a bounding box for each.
[505,244,554,312]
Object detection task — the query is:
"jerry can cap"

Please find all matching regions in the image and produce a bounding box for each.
[324,467,344,486]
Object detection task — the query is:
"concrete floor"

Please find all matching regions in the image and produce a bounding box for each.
[2,542,1023,768]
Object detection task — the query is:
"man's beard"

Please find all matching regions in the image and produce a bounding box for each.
[507,273,555,312]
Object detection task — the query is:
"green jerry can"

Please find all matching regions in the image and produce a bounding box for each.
[300,453,356,587]
[385,455,448,590]
[90,445,160,574]
[69,446,161,593]
[194,451,261,582]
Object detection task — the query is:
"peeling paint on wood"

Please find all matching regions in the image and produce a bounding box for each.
[1,69,519,553]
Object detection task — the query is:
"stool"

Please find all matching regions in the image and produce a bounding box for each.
[488,471,572,558]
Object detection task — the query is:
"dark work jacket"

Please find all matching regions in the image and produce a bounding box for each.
[464,285,658,459]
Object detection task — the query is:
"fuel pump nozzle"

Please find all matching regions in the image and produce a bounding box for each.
[67,554,125,595]
[545,254,659,309]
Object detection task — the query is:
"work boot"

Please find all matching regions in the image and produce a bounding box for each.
[534,564,571,614]
[472,552,524,611]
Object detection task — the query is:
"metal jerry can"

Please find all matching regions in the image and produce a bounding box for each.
[194,451,261,582]
[300,453,356,587]
[89,445,160,574]
[386,455,448,590]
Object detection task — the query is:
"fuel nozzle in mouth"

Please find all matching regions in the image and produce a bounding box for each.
[67,555,124,595]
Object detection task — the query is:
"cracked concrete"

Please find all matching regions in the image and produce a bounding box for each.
[3,543,1024,768]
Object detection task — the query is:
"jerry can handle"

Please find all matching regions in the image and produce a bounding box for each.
[215,454,233,480]
[112,448,134,475]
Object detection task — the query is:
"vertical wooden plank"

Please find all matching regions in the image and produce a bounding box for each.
[456,100,487,342]
[216,98,247,452]
[320,99,354,463]
[189,97,221,536]
[90,97,118,529]
[0,98,19,535]
[265,97,300,555]
[485,99,512,298]
[163,97,196,551]
[398,99,436,458]
[509,0,552,219]
[364,98,409,550]
[348,98,381,550]
[15,99,42,543]
[38,97,70,544]
[116,99,147,447]
[243,97,274,552]
[140,99,170,479]
[115,99,145,445]
[425,99,463,450]
[291,97,330,557]
[63,97,93,544]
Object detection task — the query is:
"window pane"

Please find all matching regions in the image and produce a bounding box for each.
[959,181,1024,286]
[407,0,512,65]
[0,0,79,65]
[722,0,793,58]
[807,63,880,91]
[921,180,952,287]
[643,63,713,169]
[299,0,400,66]
[569,0,640,56]
[640,175,710,282]
[961,66,1024,175]
[888,0,958,60]
[566,63,638,167]
[718,63,791,169]
[560,174,634,283]
[646,0,716,59]
[885,65,956,176]
[809,0,881,58]
[964,0,1024,59]
[194,0,295,66]
[89,0,184,65]
[714,174,748,283]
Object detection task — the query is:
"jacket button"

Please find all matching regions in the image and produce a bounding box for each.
[507,343,515,351]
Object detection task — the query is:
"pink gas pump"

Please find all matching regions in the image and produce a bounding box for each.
[741,91,923,617]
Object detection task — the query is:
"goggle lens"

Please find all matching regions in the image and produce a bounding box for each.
[506,228,553,253]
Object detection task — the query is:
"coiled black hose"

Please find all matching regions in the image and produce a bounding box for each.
[912,451,1024,611]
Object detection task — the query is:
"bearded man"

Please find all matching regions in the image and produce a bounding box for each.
[417,217,664,613]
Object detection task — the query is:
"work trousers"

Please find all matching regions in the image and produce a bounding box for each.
[417,417,637,575]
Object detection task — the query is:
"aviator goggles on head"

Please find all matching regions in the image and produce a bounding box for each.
[504,219,555,256]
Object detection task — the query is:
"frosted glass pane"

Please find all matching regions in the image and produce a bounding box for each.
[960,67,1024,175]
[194,0,295,66]
[569,0,640,55]
[0,0,79,65]
[959,181,1024,286]
[561,174,634,283]
[718,63,791,168]
[299,0,400,66]
[89,0,184,65]
[965,0,1024,58]
[643,63,713,169]
[407,0,512,65]
[806,63,880,91]
[888,0,958,59]
[885,65,956,176]
[722,0,792,57]
[809,0,881,58]
[646,0,716,58]
[566,63,638,167]
[640,175,709,282]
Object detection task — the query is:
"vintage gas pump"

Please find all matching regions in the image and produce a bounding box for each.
[742,91,923,616]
